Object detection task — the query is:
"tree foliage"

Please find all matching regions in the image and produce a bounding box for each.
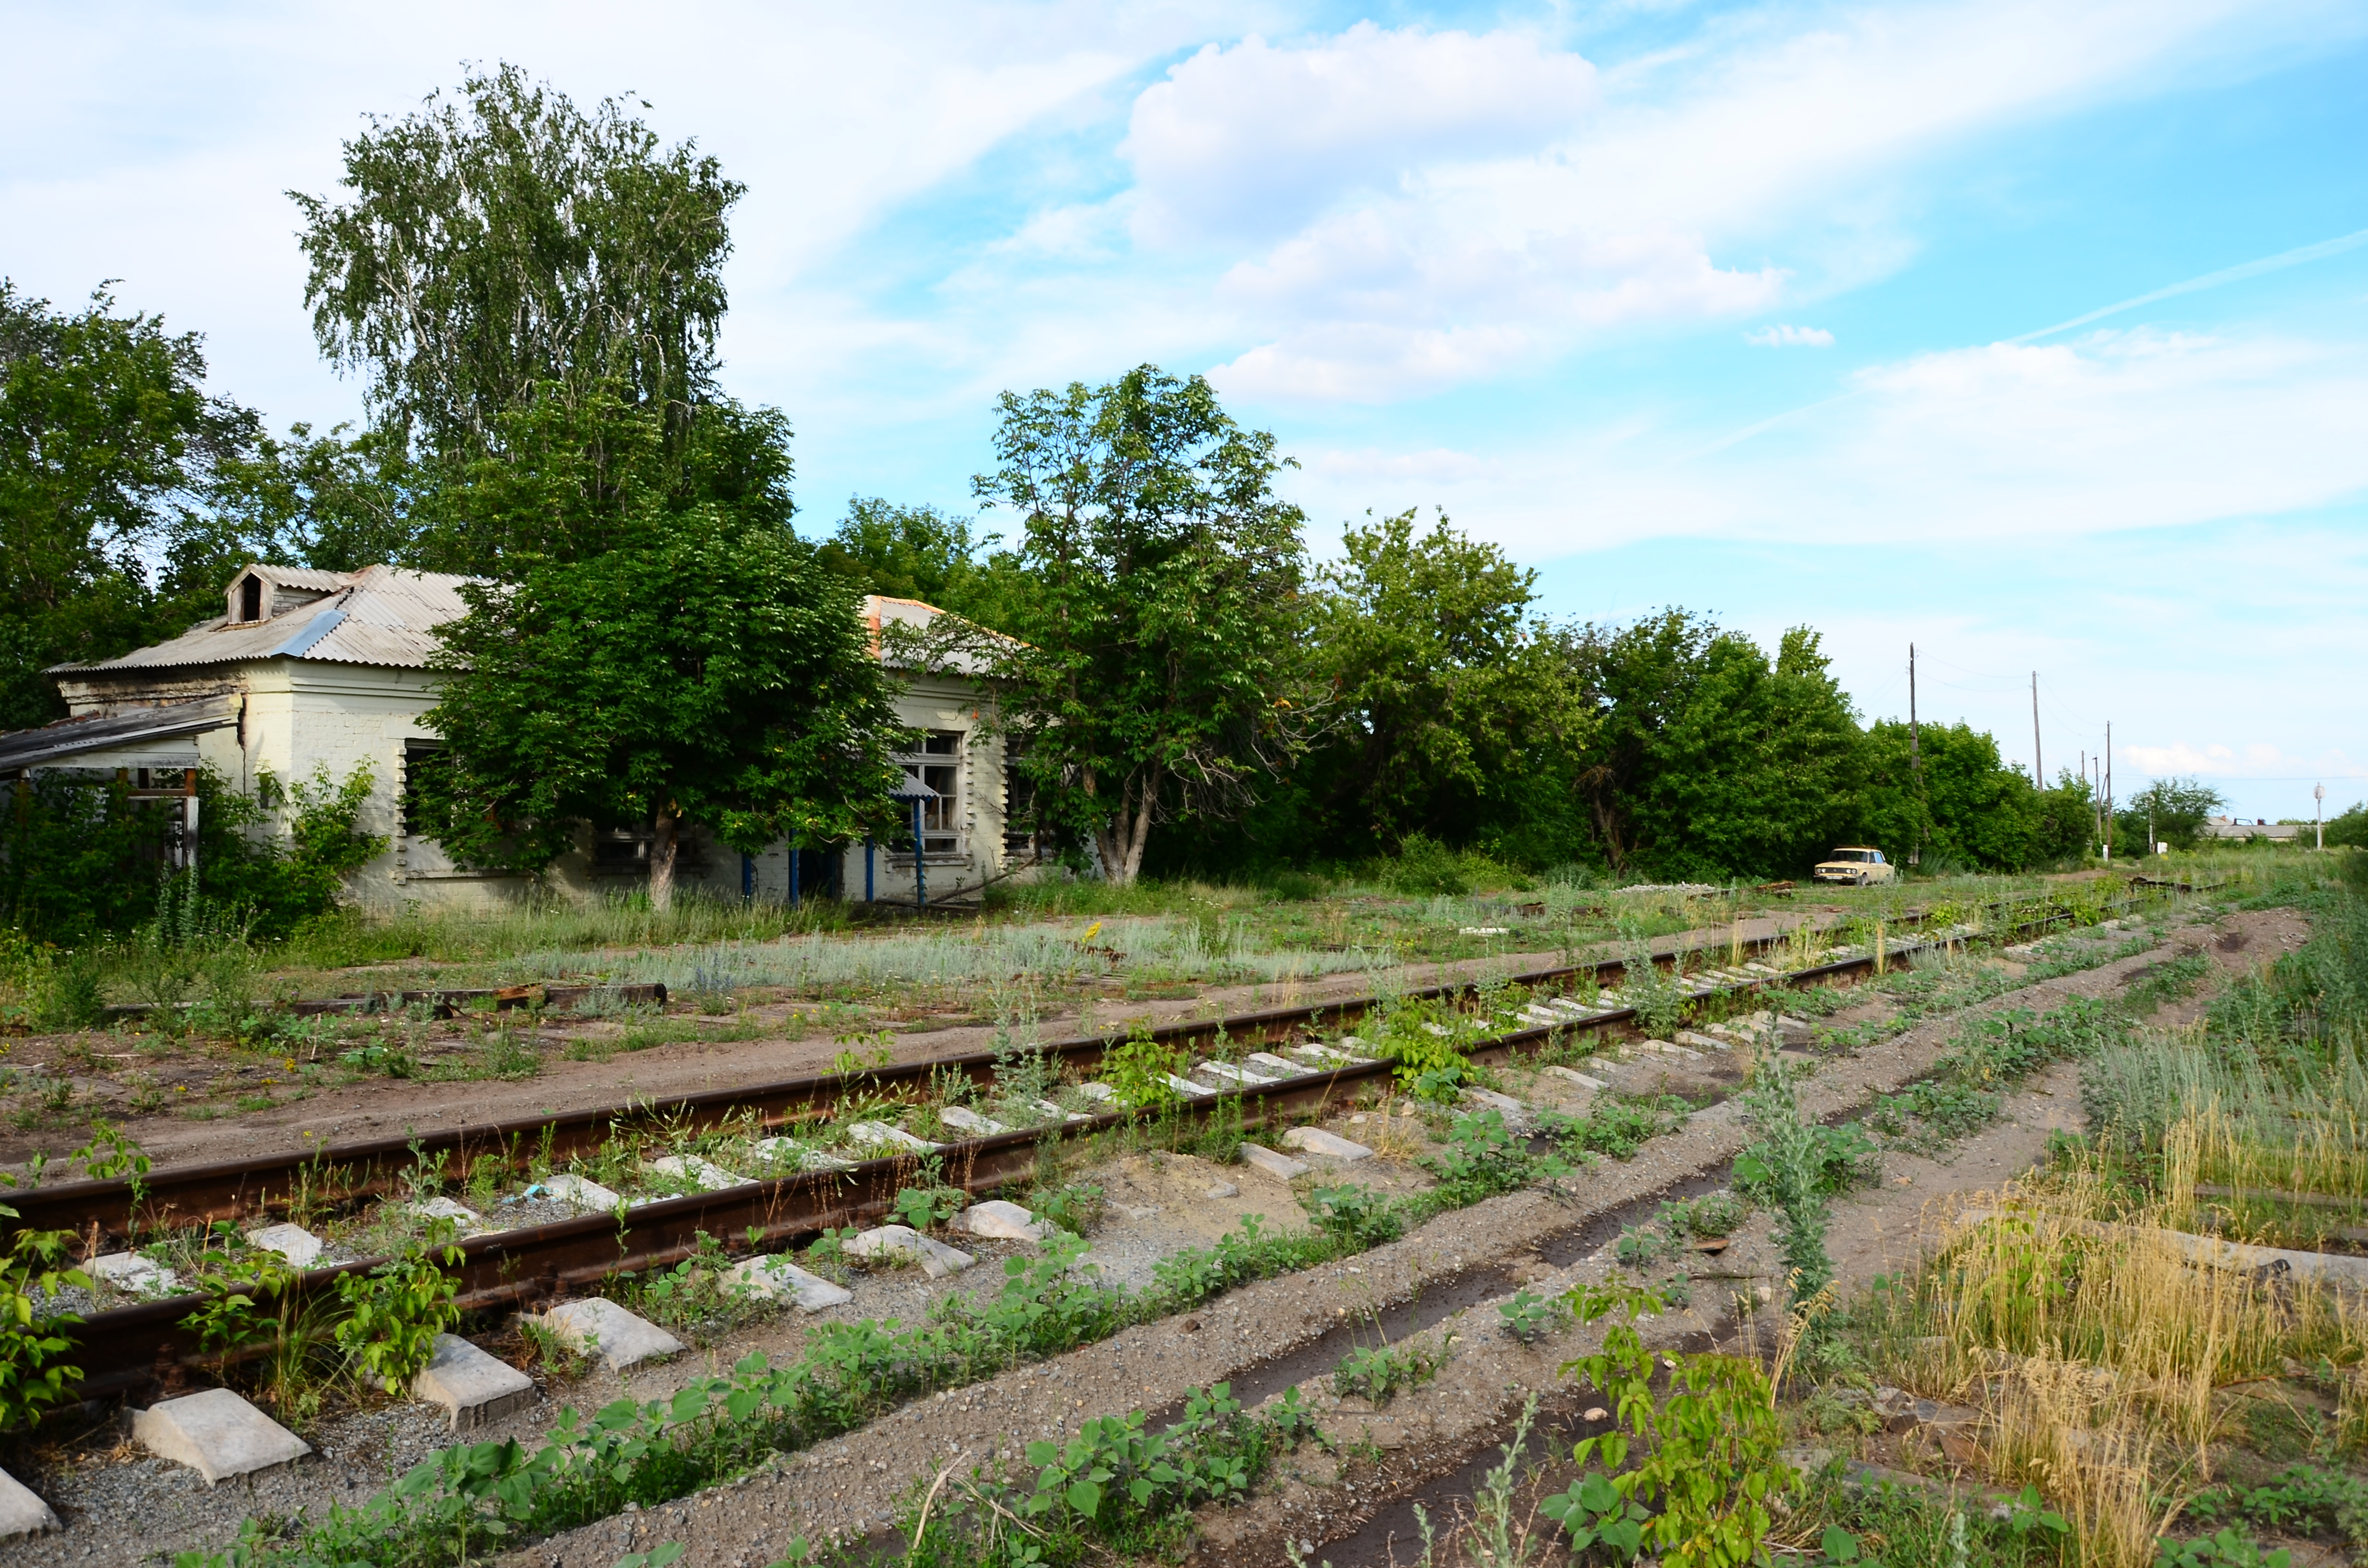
[294,63,740,472]
[1308,508,1590,853]
[0,764,383,946]
[959,366,1311,885]
[407,379,792,574]
[1858,721,2094,871]
[1566,612,1863,879]
[814,497,1027,630]
[2116,776,2227,853]
[0,282,267,727]
[414,505,901,908]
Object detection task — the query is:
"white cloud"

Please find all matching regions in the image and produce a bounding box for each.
[2124,740,2368,780]
[1122,24,1597,247]
[1135,0,2350,404]
[1747,323,1835,346]
[0,1,1182,422]
[1271,323,2368,560]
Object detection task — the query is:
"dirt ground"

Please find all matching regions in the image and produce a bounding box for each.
[0,905,2242,1565]
[503,921,2212,1568]
[1,912,1849,1175]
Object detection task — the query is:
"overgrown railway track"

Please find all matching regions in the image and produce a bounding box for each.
[19,889,2169,1402]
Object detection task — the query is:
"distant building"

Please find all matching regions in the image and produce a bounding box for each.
[0,565,1035,910]
[2199,815,2301,842]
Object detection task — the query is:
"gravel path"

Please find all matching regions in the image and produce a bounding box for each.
[0,908,2211,1566]
[524,922,2205,1568]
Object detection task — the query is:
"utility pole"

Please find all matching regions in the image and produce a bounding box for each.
[1909,645,1921,769]
[2104,722,2113,860]
[1909,644,1923,866]
[2031,672,2043,788]
[2317,783,2327,852]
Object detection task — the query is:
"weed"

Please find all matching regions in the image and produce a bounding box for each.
[1658,1193,1745,1238]
[1545,1096,1690,1162]
[893,1182,970,1232]
[2184,1464,2368,1555]
[1303,1184,1403,1249]
[1549,1281,1791,1568]
[1499,1287,1559,1343]
[1332,1337,1447,1405]
[1736,1052,1870,1310]
[1101,1024,1184,1112]
[1613,1224,1665,1268]
[2155,1529,2294,1568]
[335,1243,464,1395]
[1423,1109,1554,1205]
[1025,1183,1105,1236]
[0,1223,87,1433]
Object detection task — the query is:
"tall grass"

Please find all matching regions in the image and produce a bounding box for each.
[1878,1176,2367,1520]
[2163,1101,2368,1246]
[278,892,842,969]
[585,918,1386,997]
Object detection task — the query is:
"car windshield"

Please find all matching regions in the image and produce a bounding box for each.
[1830,850,1868,861]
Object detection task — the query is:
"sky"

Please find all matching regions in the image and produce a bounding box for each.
[4,0,2364,822]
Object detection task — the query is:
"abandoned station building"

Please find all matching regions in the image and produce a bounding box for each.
[0,564,1033,910]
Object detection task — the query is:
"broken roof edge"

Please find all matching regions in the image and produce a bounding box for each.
[863,594,1024,675]
[0,693,243,772]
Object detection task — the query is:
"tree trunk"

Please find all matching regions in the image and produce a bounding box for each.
[1094,772,1158,887]
[650,809,679,911]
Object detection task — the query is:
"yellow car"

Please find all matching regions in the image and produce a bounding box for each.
[1814,847,1896,886]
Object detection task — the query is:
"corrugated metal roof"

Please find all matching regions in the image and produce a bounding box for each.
[59,566,482,675]
[249,565,351,592]
[0,694,241,772]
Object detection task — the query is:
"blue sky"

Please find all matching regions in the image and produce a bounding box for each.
[5,1,2365,820]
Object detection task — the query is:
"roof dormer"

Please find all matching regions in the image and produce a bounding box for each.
[226,564,349,625]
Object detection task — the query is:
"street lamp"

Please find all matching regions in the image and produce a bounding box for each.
[888,775,937,910]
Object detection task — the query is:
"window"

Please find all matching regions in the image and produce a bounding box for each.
[1004,745,1039,857]
[591,828,653,875]
[894,730,965,856]
[240,575,263,623]
[400,741,446,836]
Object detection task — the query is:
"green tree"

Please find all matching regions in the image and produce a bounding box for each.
[813,497,1027,630]
[1568,612,1862,880]
[414,506,901,909]
[958,366,1311,886]
[293,63,742,577]
[208,420,418,573]
[0,282,266,727]
[409,380,792,573]
[2328,801,2368,850]
[2116,776,2226,854]
[1858,721,2094,871]
[1309,508,1591,852]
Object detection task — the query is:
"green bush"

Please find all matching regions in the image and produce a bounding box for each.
[335,1245,464,1395]
[0,762,383,947]
[0,1223,88,1433]
[1547,1283,1791,1568]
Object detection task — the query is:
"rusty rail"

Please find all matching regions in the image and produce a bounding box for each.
[31,889,2166,1402]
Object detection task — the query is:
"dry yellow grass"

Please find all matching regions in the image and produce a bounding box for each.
[1870,1172,2368,1561]
[1981,1351,2179,1568]
[2164,1102,2368,1247]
